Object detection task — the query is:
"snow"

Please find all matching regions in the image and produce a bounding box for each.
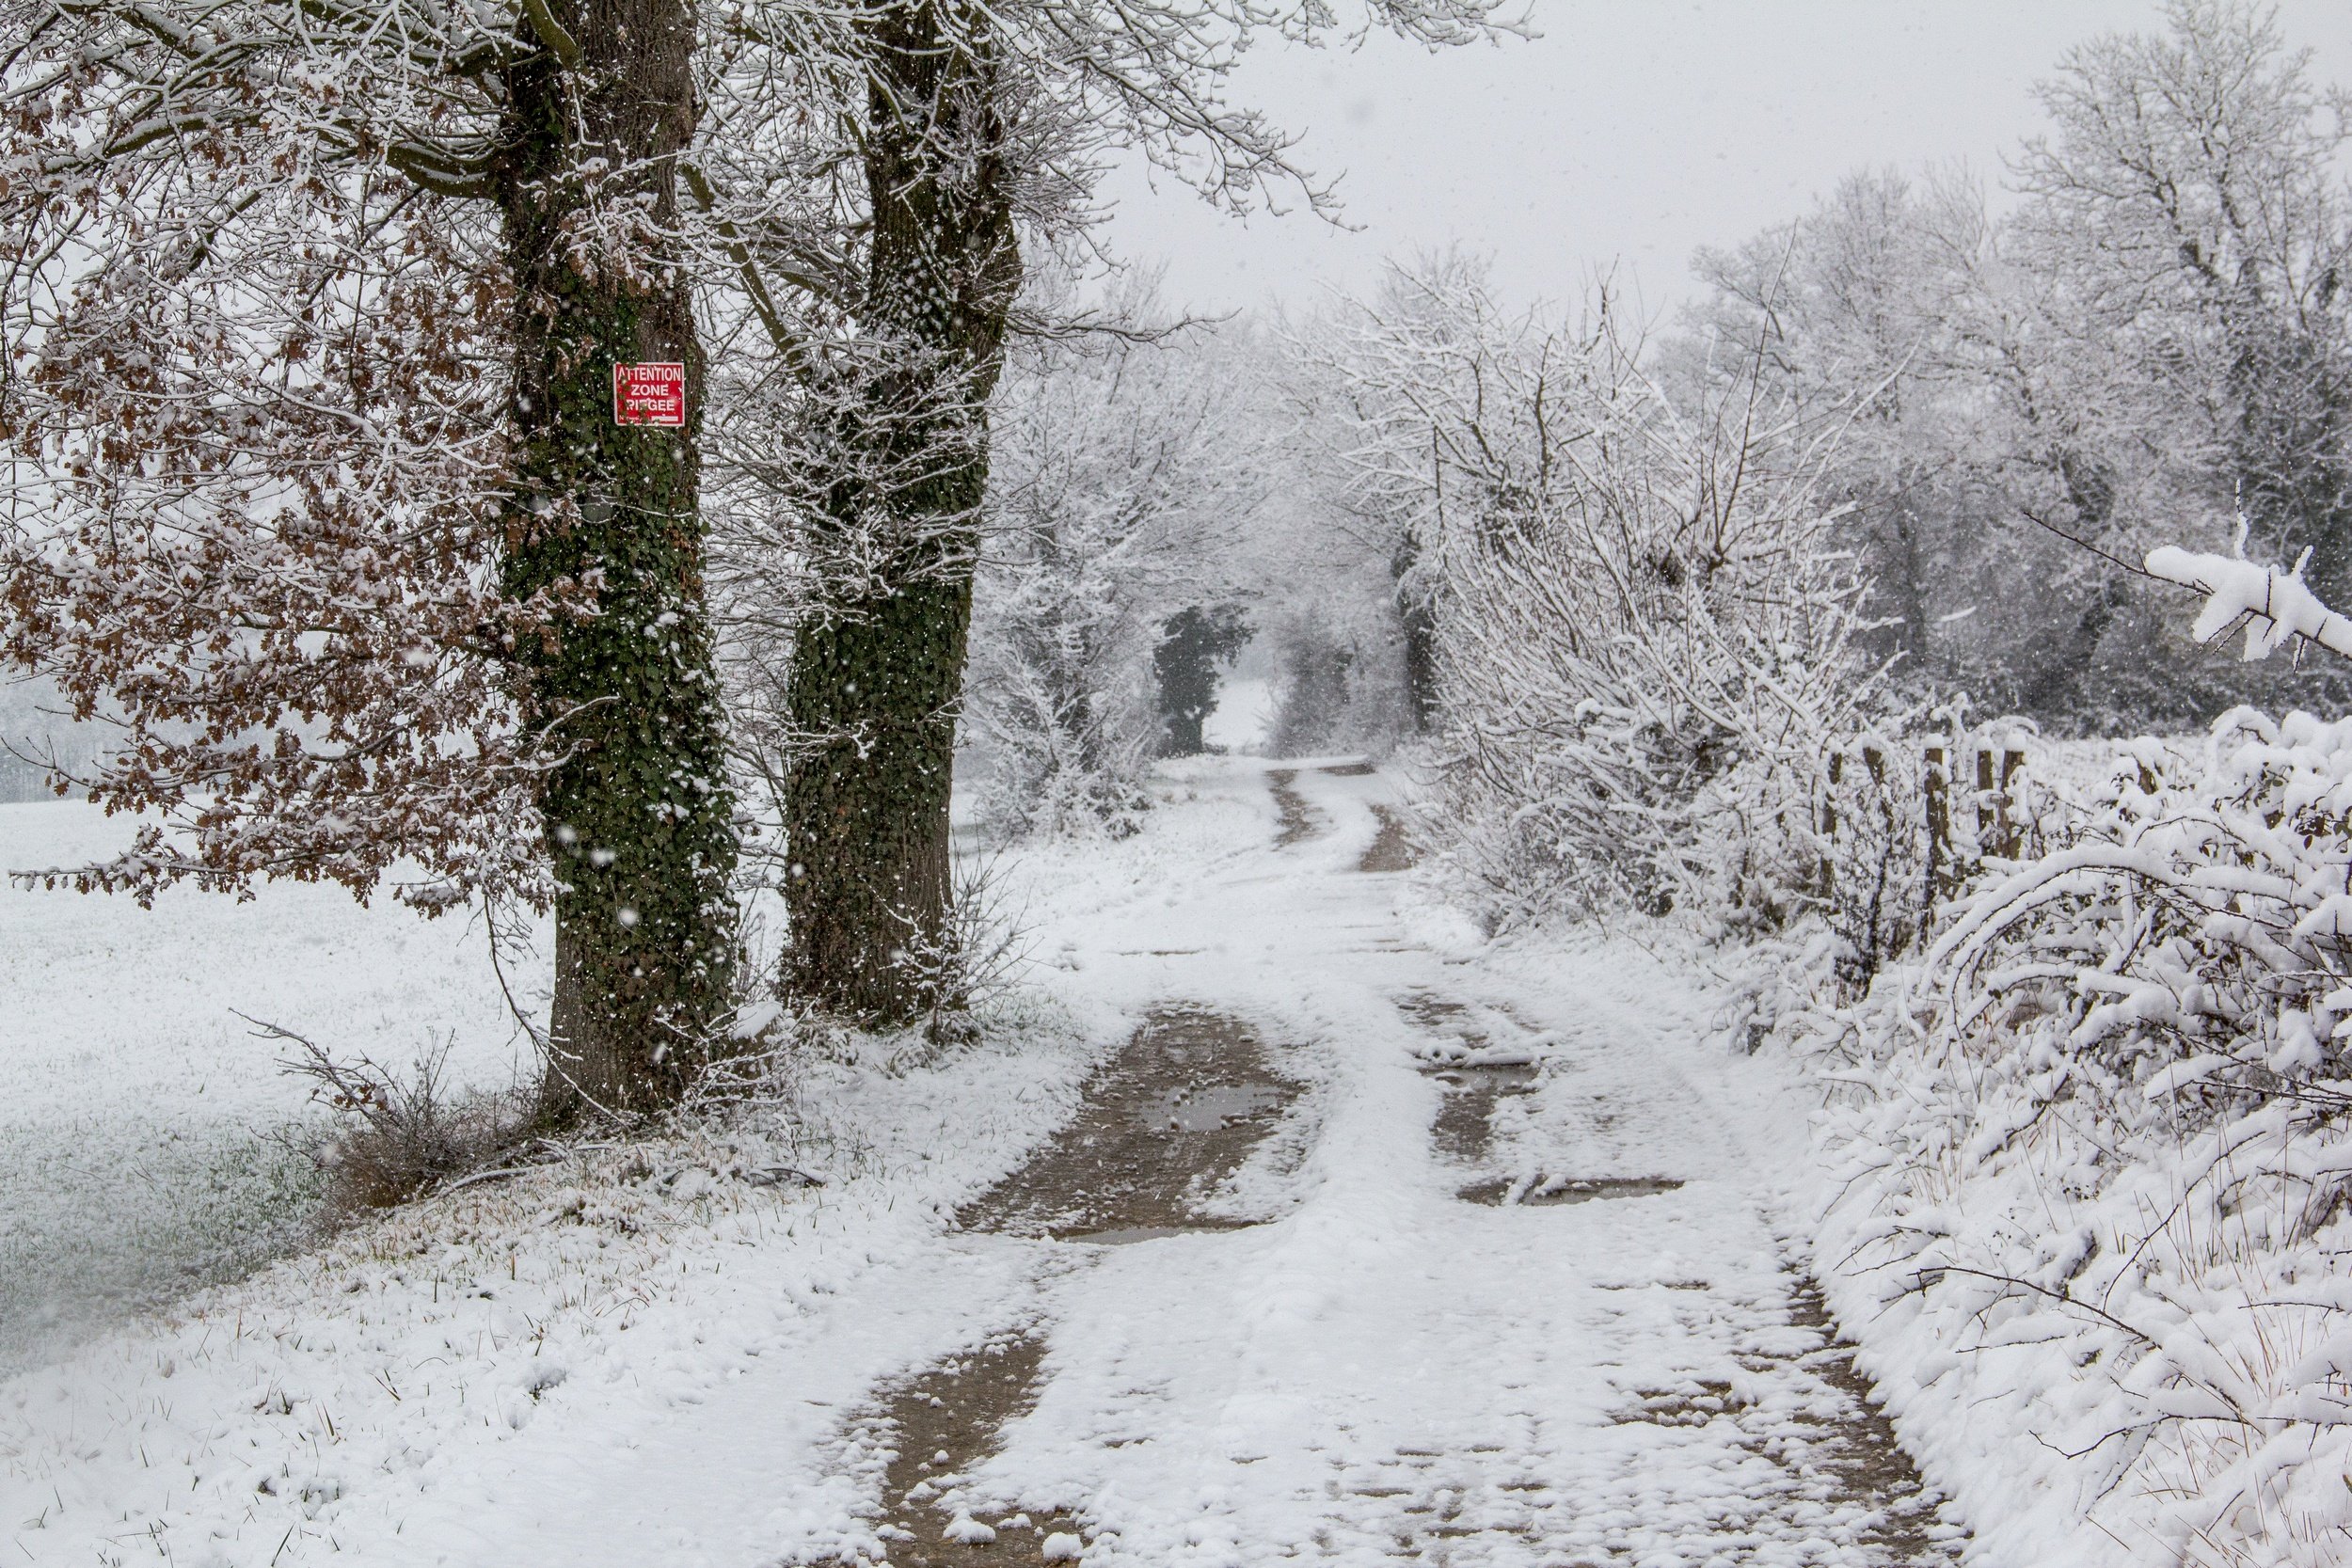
[0,802,534,1375]
[0,758,1990,1566]
[2144,543,2352,663]
[1201,676,1274,753]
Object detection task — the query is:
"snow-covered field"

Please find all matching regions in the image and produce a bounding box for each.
[0,760,1994,1567]
[0,804,535,1376]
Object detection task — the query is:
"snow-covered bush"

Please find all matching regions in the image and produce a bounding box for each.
[1784,708,2352,1566]
[267,1023,529,1212]
[1934,709,2352,1109]
[1313,261,1883,928]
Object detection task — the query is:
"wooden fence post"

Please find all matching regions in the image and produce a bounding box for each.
[1924,745,1950,906]
[1819,751,1842,898]
[1997,748,2025,859]
[1975,749,1995,845]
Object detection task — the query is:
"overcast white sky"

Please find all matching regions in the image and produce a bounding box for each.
[1099,0,2352,320]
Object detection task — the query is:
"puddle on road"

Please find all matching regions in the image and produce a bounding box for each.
[1402,996,1684,1212]
[1457,1174,1684,1207]
[1267,769,1327,847]
[1359,804,1419,873]
[860,1329,1084,1567]
[1396,991,1490,1044]
[960,1006,1305,1244]
[1399,993,1539,1163]
[1140,1082,1290,1132]
[1319,761,1376,777]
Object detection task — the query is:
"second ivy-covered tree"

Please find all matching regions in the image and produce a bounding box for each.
[750,0,1523,1023]
[778,0,1022,1022]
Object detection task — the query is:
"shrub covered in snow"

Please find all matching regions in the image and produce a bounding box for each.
[1308,261,1884,931]
[1786,708,2352,1566]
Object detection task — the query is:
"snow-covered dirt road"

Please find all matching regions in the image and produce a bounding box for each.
[821,759,1968,1568]
[0,760,1968,1566]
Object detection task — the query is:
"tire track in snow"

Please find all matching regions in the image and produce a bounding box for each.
[1393,942,1972,1566]
[807,760,1971,1566]
[1267,769,1327,847]
[826,1005,1319,1563]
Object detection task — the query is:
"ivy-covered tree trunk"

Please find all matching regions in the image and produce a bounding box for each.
[496,0,739,1116]
[782,0,1020,1023]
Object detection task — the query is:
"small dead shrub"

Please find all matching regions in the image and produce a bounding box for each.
[892,851,1035,1051]
[246,1016,528,1212]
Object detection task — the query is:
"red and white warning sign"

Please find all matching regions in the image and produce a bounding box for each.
[612,361,687,427]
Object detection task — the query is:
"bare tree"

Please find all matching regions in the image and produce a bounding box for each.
[1677,1,2352,733]
[2015,0,2352,579]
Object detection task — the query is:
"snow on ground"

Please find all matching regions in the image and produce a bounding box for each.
[0,803,536,1375]
[946,762,1960,1566]
[0,1006,1112,1568]
[2,760,1973,1566]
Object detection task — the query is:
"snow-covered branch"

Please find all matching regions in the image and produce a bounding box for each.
[2144,541,2352,663]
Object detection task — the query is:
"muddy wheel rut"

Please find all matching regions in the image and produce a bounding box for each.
[1266,768,1326,846]
[1782,1279,1966,1563]
[1611,1278,1964,1563]
[959,1005,1306,1242]
[1398,991,1966,1563]
[1455,1173,1685,1206]
[1426,1063,1537,1164]
[835,1006,1310,1561]
[1400,992,1540,1164]
[1358,803,1418,872]
[860,1330,1072,1566]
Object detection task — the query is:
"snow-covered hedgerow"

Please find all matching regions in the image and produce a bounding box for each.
[1797,708,2352,1566]
[1304,259,1883,932]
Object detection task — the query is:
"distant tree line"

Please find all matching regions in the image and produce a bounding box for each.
[1678,0,2351,734]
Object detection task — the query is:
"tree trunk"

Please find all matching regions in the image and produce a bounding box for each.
[782,0,1020,1024]
[1391,533,1439,732]
[496,0,739,1117]
[2021,451,2123,721]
